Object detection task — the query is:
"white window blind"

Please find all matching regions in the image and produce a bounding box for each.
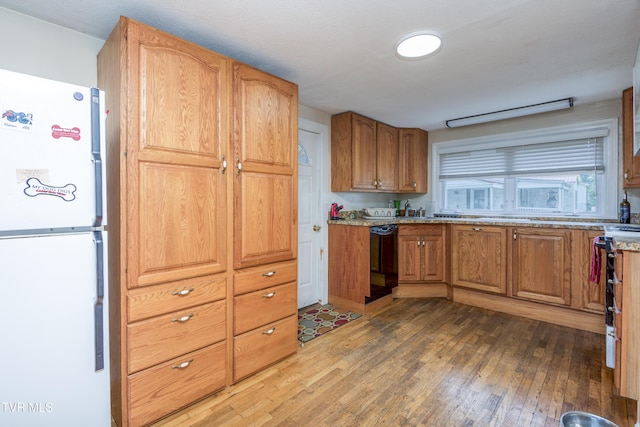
[439,137,604,179]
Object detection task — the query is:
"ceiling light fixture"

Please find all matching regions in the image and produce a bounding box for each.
[445,98,574,128]
[396,32,442,59]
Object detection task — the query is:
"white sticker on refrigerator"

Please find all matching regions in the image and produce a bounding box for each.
[1,107,33,132]
[23,177,77,202]
[16,169,50,184]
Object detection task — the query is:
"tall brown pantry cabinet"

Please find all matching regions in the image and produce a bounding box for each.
[98,17,298,427]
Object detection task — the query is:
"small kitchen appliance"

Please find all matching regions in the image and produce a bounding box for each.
[330,203,343,219]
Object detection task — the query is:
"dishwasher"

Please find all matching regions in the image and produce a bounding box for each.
[368,225,398,303]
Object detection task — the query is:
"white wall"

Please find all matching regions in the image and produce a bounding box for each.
[0,7,104,87]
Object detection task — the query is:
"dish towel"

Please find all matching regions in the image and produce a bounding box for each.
[589,236,602,284]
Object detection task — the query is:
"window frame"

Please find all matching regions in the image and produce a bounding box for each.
[431,119,619,219]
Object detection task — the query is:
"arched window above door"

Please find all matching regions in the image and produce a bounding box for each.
[298,144,310,165]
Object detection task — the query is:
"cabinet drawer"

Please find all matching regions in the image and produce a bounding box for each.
[128,274,226,322]
[234,282,297,335]
[233,315,298,382]
[128,300,226,373]
[398,224,442,236]
[128,342,226,427]
[234,260,297,295]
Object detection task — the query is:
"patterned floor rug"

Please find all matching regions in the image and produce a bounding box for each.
[298,303,362,344]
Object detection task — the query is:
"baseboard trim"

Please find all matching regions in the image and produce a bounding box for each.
[394,283,448,298]
[452,287,605,334]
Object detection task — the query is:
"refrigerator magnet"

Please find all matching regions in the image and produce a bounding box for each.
[51,124,81,141]
[23,177,77,202]
[2,108,34,132]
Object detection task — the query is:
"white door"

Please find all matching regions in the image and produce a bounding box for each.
[298,129,322,308]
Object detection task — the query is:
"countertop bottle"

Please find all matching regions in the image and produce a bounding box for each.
[620,191,630,224]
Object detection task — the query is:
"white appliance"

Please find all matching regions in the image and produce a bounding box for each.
[0,69,110,427]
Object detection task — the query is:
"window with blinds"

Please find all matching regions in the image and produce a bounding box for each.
[434,120,618,218]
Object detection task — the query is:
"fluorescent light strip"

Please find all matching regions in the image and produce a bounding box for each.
[445,98,574,128]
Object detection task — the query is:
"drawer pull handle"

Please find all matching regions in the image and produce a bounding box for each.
[262,291,276,298]
[472,227,482,231]
[262,271,276,277]
[171,314,194,323]
[172,359,194,370]
[262,327,276,335]
[172,288,194,297]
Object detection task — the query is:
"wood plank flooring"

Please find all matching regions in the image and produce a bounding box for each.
[151,298,637,427]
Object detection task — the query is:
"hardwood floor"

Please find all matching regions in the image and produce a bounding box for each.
[151,298,637,427]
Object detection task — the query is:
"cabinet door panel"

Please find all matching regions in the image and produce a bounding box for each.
[133,162,225,287]
[234,63,296,175]
[423,235,444,282]
[451,225,507,294]
[125,22,228,289]
[398,129,428,193]
[139,45,227,158]
[233,63,297,269]
[376,123,398,191]
[398,235,422,281]
[580,230,606,313]
[235,172,295,268]
[351,114,377,190]
[512,228,571,306]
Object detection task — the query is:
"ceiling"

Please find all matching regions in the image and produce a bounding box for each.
[3,0,640,131]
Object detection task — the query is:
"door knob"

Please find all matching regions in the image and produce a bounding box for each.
[313,225,322,232]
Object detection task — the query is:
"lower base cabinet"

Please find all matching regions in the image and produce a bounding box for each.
[451,225,507,294]
[512,227,571,306]
[128,343,227,427]
[233,315,299,381]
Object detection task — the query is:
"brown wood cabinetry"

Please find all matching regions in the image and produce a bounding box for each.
[376,122,399,191]
[398,225,445,282]
[331,112,398,192]
[622,87,640,188]
[232,62,298,269]
[232,260,298,381]
[576,230,606,313]
[451,225,507,294]
[398,128,428,193]
[331,112,428,193]
[328,224,370,312]
[613,250,640,400]
[614,250,640,400]
[99,17,297,427]
[512,228,572,306]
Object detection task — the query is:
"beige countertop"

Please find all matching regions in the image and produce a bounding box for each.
[328,216,608,230]
[328,215,640,250]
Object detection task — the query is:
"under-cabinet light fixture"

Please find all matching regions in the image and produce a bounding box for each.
[445,97,574,128]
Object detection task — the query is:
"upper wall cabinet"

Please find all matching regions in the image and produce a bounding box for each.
[331,111,427,193]
[398,128,428,193]
[622,87,640,188]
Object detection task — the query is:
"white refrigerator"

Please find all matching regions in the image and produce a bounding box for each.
[0,69,110,427]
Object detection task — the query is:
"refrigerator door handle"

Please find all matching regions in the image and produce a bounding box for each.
[93,231,105,371]
[91,87,104,227]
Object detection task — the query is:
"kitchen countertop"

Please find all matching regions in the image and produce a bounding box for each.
[328,216,609,230]
[604,228,640,252]
[329,216,640,251]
